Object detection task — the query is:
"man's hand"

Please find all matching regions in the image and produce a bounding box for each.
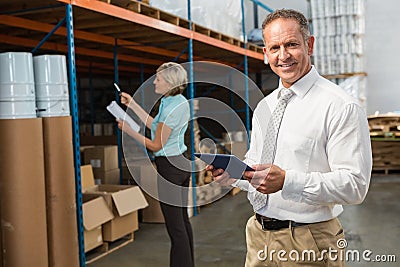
[243,164,286,194]
[206,165,237,186]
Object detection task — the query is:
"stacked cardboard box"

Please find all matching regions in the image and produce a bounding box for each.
[81,164,148,251]
[128,160,165,223]
[84,145,120,184]
[81,165,114,252]
[126,159,196,222]
[85,185,147,242]
[82,195,114,252]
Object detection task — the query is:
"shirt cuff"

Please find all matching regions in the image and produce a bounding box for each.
[281,170,306,202]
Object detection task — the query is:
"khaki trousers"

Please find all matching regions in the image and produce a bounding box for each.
[245,215,345,267]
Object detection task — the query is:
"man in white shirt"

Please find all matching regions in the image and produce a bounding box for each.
[208,9,372,267]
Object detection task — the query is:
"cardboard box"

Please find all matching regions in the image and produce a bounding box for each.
[81,165,148,242]
[93,168,120,185]
[84,226,102,253]
[142,193,165,223]
[82,195,114,252]
[224,141,248,160]
[84,145,118,172]
[81,165,96,192]
[128,162,165,223]
[80,145,95,161]
[121,166,136,185]
[84,185,148,241]
[102,211,138,241]
[127,161,193,222]
[124,158,151,183]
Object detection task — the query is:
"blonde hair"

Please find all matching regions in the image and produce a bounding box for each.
[156,62,188,96]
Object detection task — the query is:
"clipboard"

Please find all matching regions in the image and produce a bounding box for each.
[194,153,254,179]
[106,101,140,132]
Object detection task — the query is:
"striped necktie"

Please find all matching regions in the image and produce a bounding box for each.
[252,88,294,211]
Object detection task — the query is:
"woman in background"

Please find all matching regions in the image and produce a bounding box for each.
[118,62,194,267]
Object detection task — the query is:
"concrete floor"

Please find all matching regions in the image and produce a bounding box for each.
[88,175,400,267]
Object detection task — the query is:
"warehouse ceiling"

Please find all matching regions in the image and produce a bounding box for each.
[0,0,268,77]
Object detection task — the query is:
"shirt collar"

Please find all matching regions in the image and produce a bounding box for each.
[277,65,319,99]
[161,95,175,104]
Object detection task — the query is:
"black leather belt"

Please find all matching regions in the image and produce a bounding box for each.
[255,213,310,231]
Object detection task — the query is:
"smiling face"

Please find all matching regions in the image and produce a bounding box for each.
[263,18,314,88]
[153,73,171,95]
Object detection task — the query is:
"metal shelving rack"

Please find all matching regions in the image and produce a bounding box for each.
[65,4,85,265]
[0,0,272,265]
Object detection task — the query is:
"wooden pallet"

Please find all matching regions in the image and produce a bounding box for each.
[85,232,134,264]
[102,0,263,53]
[368,114,400,133]
[372,166,400,175]
[370,132,400,139]
[371,139,400,174]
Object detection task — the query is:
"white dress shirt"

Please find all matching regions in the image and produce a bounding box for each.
[234,66,372,223]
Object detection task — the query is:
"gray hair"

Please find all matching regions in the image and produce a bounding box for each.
[157,62,187,96]
[262,9,310,43]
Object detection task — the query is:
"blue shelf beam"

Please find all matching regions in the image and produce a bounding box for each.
[187,0,197,215]
[241,0,251,148]
[173,47,188,62]
[248,0,274,13]
[31,16,66,54]
[114,39,124,185]
[66,4,86,266]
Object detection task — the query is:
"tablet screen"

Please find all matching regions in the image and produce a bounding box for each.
[194,153,254,179]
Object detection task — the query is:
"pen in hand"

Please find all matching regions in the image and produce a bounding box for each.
[114,83,121,93]
[114,83,130,105]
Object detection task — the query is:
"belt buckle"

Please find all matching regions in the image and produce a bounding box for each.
[259,217,275,231]
[260,217,286,231]
[264,219,283,231]
[260,217,266,230]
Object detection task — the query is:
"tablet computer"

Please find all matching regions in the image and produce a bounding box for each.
[194,153,254,179]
